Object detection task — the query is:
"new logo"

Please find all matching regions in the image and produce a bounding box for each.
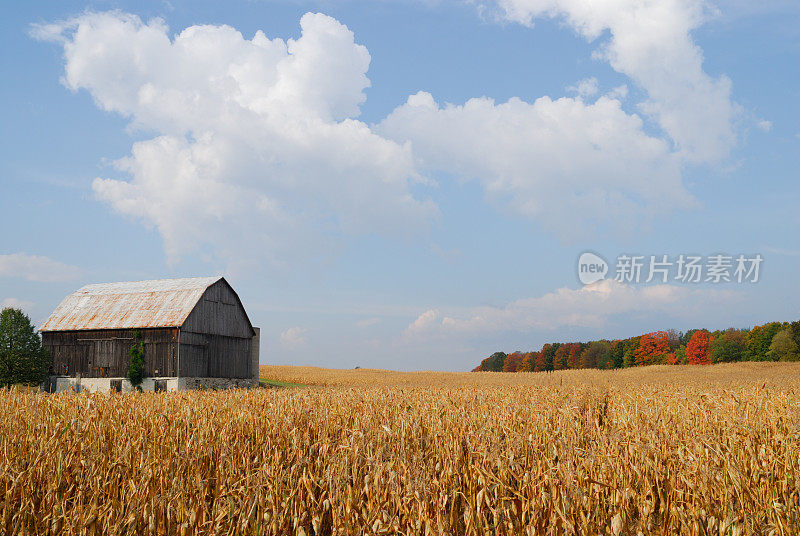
[577,252,608,285]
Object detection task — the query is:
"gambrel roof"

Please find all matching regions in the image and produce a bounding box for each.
[40,276,225,332]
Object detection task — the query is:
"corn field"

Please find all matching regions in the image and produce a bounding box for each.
[2,363,799,535]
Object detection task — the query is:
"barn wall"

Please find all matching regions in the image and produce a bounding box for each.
[181,280,253,338]
[178,280,254,379]
[42,328,179,378]
[178,332,253,378]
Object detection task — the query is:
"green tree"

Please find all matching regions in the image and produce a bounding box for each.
[710,329,747,363]
[609,341,625,369]
[790,320,800,349]
[542,344,559,372]
[746,322,785,361]
[128,330,146,390]
[475,352,506,372]
[0,308,51,386]
[767,328,800,362]
[622,336,642,368]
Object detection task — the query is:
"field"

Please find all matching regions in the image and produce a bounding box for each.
[2,363,800,535]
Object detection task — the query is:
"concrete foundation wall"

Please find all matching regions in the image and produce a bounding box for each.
[50,376,257,393]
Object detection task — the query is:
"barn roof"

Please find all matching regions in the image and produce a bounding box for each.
[40,276,224,332]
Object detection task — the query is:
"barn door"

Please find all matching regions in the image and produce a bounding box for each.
[93,340,115,376]
[78,341,92,376]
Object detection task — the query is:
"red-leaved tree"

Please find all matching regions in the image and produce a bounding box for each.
[634,331,671,366]
[686,330,712,365]
[502,352,521,372]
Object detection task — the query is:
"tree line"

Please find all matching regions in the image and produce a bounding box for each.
[472,320,800,372]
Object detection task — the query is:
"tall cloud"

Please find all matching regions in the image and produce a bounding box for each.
[34,6,741,262]
[493,0,737,163]
[33,12,436,268]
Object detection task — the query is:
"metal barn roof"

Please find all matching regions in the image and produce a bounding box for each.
[40,276,223,332]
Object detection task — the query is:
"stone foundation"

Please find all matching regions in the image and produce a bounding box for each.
[48,376,257,393]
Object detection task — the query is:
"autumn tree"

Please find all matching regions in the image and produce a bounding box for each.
[532,351,546,372]
[666,329,682,351]
[665,346,685,365]
[634,331,671,366]
[519,352,535,372]
[686,330,712,365]
[581,341,611,369]
[566,343,583,369]
[503,352,526,372]
[553,345,570,371]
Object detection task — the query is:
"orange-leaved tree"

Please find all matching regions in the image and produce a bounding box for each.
[634,331,671,366]
[686,330,712,365]
[502,352,524,372]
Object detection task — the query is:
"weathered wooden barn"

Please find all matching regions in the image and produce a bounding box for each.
[40,277,259,392]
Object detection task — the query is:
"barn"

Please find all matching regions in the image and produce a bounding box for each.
[40,276,260,392]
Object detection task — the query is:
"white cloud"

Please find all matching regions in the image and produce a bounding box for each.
[355,317,381,328]
[280,326,308,348]
[757,120,772,132]
[35,7,741,256]
[1,298,34,311]
[404,279,736,340]
[493,0,738,164]
[0,253,80,282]
[567,77,599,97]
[34,12,436,269]
[380,91,695,240]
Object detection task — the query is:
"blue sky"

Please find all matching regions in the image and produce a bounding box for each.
[1,0,798,370]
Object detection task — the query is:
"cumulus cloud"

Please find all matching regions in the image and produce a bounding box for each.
[492,0,738,164]
[567,77,599,98]
[33,12,436,269]
[380,91,694,240]
[34,7,741,258]
[404,279,736,340]
[280,326,308,349]
[0,253,80,282]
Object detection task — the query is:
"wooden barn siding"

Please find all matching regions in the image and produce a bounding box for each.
[42,328,178,378]
[178,280,254,378]
[181,280,254,338]
[178,332,252,378]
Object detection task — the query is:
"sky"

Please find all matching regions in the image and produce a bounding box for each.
[1,0,798,371]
